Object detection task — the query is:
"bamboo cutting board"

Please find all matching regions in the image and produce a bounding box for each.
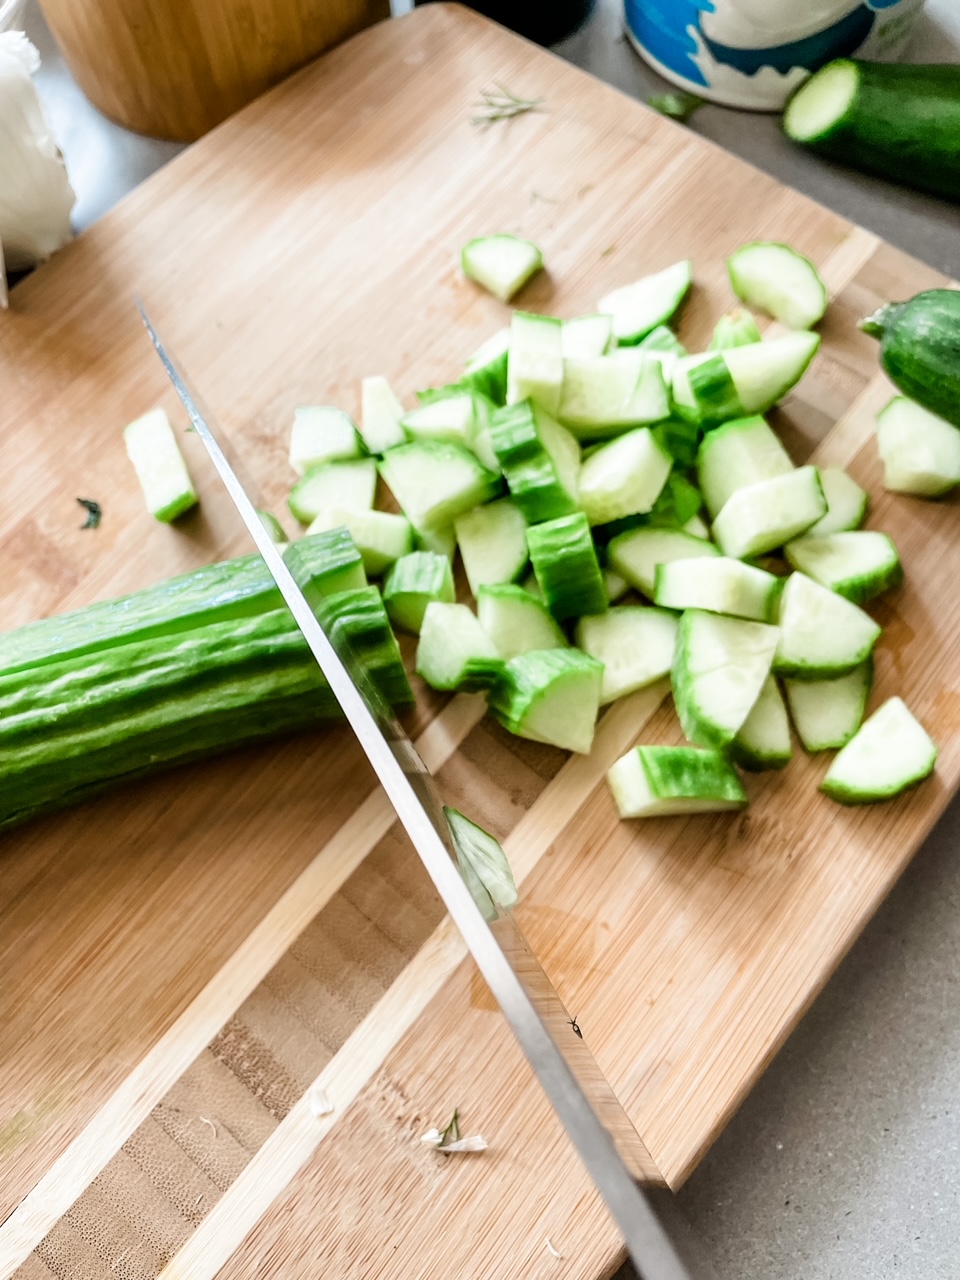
[0,6,957,1278]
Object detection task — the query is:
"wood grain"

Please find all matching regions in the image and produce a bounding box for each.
[0,7,957,1279]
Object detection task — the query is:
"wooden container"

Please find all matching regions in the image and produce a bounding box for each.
[37,0,390,141]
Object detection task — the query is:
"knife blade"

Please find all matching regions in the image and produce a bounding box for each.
[138,301,713,1280]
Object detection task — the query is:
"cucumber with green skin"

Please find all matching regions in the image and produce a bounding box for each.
[861,291,960,430]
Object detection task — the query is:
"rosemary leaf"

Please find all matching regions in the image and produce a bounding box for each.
[472,83,544,128]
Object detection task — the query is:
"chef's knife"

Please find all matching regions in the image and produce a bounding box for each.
[139,302,713,1280]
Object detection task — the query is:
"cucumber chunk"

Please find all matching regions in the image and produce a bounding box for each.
[360,376,407,454]
[557,355,670,437]
[507,311,563,415]
[712,466,826,559]
[401,393,476,447]
[773,572,881,679]
[379,440,501,532]
[319,585,414,708]
[446,807,518,921]
[876,396,960,497]
[603,568,630,603]
[673,331,820,424]
[282,528,368,607]
[305,507,412,577]
[654,556,781,623]
[709,307,762,351]
[477,584,567,659]
[562,314,614,359]
[607,527,720,598]
[578,427,672,526]
[463,329,510,406]
[727,242,828,330]
[289,406,361,475]
[490,400,581,523]
[785,531,902,605]
[784,660,872,752]
[575,606,678,705]
[607,745,747,818]
[638,325,687,358]
[805,466,868,535]
[454,498,529,595]
[415,524,457,560]
[382,552,455,634]
[597,260,693,345]
[820,696,937,804]
[415,602,505,692]
[461,234,543,303]
[696,415,794,520]
[672,610,780,749]
[527,512,607,620]
[287,458,377,525]
[729,676,792,771]
[123,408,199,523]
[490,649,604,754]
[683,513,711,540]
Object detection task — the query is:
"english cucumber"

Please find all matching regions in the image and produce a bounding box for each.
[672,610,780,749]
[607,526,719,598]
[861,290,960,430]
[490,649,604,754]
[359,376,407,454]
[597,260,692,345]
[773,572,880,679]
[577,427,672,526]
[697,415,794,521]
[446,807,518,921]
[875,396,960,496]
[784,660,872,752]
[287,458,377,524]
[654,556,781,623]
[489,400,581,523]
[463,329,510,406]
[382,552,455,634]
[507,311,564,415]
[415,602,505,692]
[562,314,614,359]
[709,308,761,351]
[575,606,678,705]
[454,498,529,595]
[820,696,937,804]
[305,506,412,577]
[289,406,361,475]
[527,512,607,620]
[123,408,198,523]
[557,354,670,437]
[729,676,792,772]
[805,466,868,535]
[607,745,747,818]
[784,531,902,605]
[712,467,826,560]
[379,440,501,532]
[476,584,567,660]
[672,331,820,424]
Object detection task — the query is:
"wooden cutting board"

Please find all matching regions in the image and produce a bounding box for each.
[0,6,956,1278]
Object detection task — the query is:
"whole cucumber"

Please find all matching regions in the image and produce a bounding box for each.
[861,290,960,430]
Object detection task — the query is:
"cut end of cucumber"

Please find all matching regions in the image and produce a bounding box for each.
[820,696,937,804]
[607,745,747,818]
[727,242,828,331]
[783,60,860,144]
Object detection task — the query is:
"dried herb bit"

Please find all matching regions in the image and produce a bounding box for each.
[77,498,102,529]
[440,1108,461,1148]
[473,83,544,129]
[647,91,704,124]
[568,1015,583,1039]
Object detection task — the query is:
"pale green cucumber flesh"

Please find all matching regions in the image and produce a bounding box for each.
[821,696,937,803]
[773,572,880,679]
[578,427,672,525]
[382,552,455,633]
[729,676,792,771]
[672,610,780,749]
[607,745,747,818]
[288,458,377,524]
[597,260,692,344]
[461,235,543,303]
[805,466,868,534]
[575,606,677,704]
[507,311,564,415]
[490,649,604,754]
[712,467,826,559]
[654,556,780,623]
[288,406,361,475]
[727,242,827,330]
[696,415,794,520]
[305,507,412,577]
[784,531,902,605]
[785,660,872,752]
[360,376,407,453]
[378,441,501,532]
[876,396,960,497]
[454,498,529,596]
[123,408,198,522]
[477,584,567,660]
[445,806,518,919]
[607,527,719,598]
[415,602,504,692]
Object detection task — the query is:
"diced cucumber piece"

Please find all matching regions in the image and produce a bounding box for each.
[654,556,781,622]
[638,325,687,357]
[773,572,881,679]
[709,307,762,351]
[446,807,518,922]
[562,314,614,359]
[477,584,567,659]
[382,552,455,633]
[673,610,780,749]
[578,428,672,526]
[673,332,820,424]
[607,745,747,818]
[713,467,826,559]
[287,458,377,524]
[603,568,630,603]
[379,441,501,532]
[557,355,670,438]
[464,329,510,406]
[528,512,607,620]
[507,311,563,415]
[306,507,412,577]
[462,234,543,303]
[652,417,701,469]
[575,606,678,705]
[697,415,794,521]
[608,527,720,598]
[805,466,868,535]
[468,396,502,473]
[729,676,791,771]
[876,396,960,497]
[785,531,902,605]
[415,602,505,692]
[319,585,414,708]
[455,498,529,595]
[683,513,710,540]
[490,400,581,523]
[784,661,872,752]
[522,570,543,601]
[283,527,368,606]
[727,241,828,331]
[289,406,361,475]
[360,376,407,454]
[415,524,456,560]
[820,696,937,804]
[401,393,476,448]
[123,408,198,523]
[490,649,604,754]
[257,510,287,546]
[598,260,693,345]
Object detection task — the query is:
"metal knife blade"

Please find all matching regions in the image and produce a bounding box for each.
[138,302,713,1280]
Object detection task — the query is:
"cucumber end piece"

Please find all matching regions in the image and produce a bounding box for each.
[782,59,859,144]
[859,303,898,340]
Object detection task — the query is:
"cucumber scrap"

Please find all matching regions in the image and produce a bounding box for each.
[123,408,198,523]
[875,396,960,497]
[462,234,544,303]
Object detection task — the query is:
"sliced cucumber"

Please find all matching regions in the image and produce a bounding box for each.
[489,400,581,523]
[575,606,678,705]
[284,527,368,606]
[820,696,937,804]
[289,406,361,475]
[507,311,564,415]
[477,584,567,659]
[784,660,872,752]
[654,556,781,623]
[607,527,720,598]
[415,602,505,692]
[446,807,518,921]
[415,523,457,560]
[578,428,672,526]
[306,506,412,577]
[454,498,529,596]
[806,466,868,535]
[562,314,614,359]
[672,610,780,749]
[773,572,881,679]
[557,355,670,438]
[287,458,377,524]
[597,260,693,345]
[683,513,711,540]
[673,332,820,424]
[379,441,501,532]
[360,376,407,454]
[652,417,701,469]
[709,307,762,351]
[462,234,543,303]
[607,745,747,818]
[712,467,826,560]
[401,393,476,448]
[638,325,687,358]
[527,512,607,620]
[785,531,902,605]
[490,649,604,754]
[123,407,198,523]
[876,396,960,497]
[382,552,455,634]
[729,676,791,772]
[463,329,510,406]
[727,242,828,331]
[603,568,630,603]
[696,415,794,520]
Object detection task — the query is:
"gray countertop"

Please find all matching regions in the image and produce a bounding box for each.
[21,1,960,1276]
